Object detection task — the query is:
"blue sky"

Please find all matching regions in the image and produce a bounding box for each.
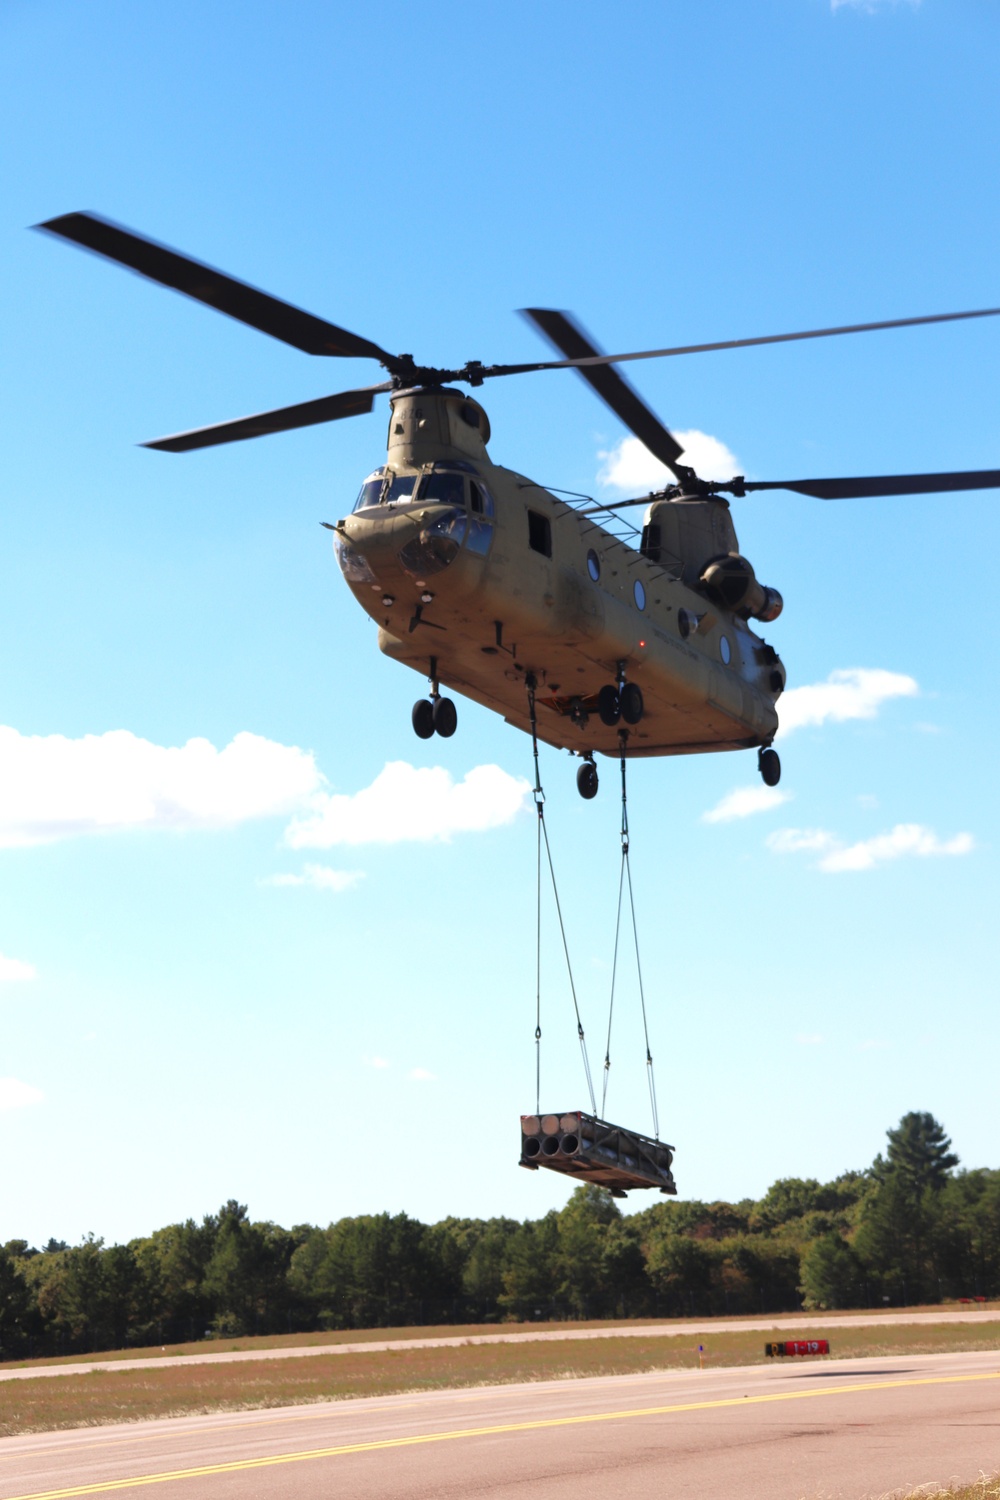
[2,0,998,1247]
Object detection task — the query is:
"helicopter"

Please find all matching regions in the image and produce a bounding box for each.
[36,213,1000,799]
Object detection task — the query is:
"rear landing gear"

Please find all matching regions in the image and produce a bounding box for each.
[577,758,599,800]
[759,747,781,787]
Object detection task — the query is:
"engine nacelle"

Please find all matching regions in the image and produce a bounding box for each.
[699,553,783,622]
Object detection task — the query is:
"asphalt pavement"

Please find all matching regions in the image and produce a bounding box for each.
[1,1346,998,1499]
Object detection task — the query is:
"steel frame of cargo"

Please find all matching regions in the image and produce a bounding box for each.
[520,1110,677,1197]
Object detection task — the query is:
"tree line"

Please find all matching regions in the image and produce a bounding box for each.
[1,1113,997,1360]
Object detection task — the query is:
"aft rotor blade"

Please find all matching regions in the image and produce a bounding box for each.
[520,308,686,477]
[502,305,1000,379]
[744,468,1000,500]
[36,212,397,365]
[143,383,390,453]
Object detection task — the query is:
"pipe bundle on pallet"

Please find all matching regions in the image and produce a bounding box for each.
[519,1111,676,1196]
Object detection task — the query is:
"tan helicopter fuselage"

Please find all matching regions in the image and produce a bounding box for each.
[333,388,784,759]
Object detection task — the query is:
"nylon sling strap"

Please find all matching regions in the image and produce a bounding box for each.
[526,677,596,1116]
[601,730,660,1140]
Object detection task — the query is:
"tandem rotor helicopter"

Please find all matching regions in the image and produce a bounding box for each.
[37,213,1000,800]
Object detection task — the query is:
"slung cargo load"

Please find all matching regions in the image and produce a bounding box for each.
[520,1111,676,1197]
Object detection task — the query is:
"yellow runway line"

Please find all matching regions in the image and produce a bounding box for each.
[6,1370,1000,1500]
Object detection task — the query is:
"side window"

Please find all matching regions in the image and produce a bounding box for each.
[528,510,552,558]
[470,481,495,518]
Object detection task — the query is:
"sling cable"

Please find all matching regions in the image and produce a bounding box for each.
[519,677,676,1198]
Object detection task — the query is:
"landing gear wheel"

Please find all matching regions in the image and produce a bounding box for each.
[433,696,458,738]
[597,685,621,726]
[620,682,644,725]
[577,760,599,800]
[412,700,435,740]
[759,747,781,787]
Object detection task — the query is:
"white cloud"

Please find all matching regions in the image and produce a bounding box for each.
[0,953,37,983]
[286,761,531,849]
[597,431,740,492]
[0,1077,43,1110]
[819,824,974,874]
[777,668,918,738]
[0,726,322,848]
[364,1055,391,1070]
[408,1067,437,1082]
[262,865,364,893]
[796,1034,826,1046]
[702,785,790,823]
[767,822,973,873]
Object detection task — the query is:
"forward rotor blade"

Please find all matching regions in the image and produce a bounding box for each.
[744,468,1000,500]
[36,212,397,365]
[520,308,686,477]
[142,383,390,453]
[504,305,1000,378]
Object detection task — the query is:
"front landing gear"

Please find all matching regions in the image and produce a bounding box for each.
[597,667,645,729]
[758,747,781,787]
[412,700,434,739]
[412,656,457,740]
[576,758,599,800]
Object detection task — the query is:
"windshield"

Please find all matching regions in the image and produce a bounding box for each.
[418,472,466,508]
[384,473,419,506]
[352,470,425,511]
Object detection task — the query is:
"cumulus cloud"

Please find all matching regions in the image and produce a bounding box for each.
[767,822,973,873]
[286,761,531,849]
[597,431,740,492]
[0,726,323,848]
[0,953,37,983]
[0,1077,43,1110]
[262,865,364,893]
[819,825,973,873]
[702,785,790,823]
[777,668,918,738]
[408,1067,437,1082]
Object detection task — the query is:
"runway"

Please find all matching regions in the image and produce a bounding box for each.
[1,1348,998,1500]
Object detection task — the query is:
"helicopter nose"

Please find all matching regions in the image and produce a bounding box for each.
[344,504,468,581]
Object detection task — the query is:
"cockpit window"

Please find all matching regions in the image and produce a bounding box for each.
[418,471,466,508]
[384,473,419,506]
[352,471,385,511]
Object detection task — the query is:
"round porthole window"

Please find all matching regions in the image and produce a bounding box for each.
[633,579,646,610]
[587,549,600,582]
[720,636,731,665]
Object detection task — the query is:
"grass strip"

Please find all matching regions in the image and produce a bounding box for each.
[1,1321,998,1436]
[904,1478,1000,1499]
[4,1304,994,1372]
